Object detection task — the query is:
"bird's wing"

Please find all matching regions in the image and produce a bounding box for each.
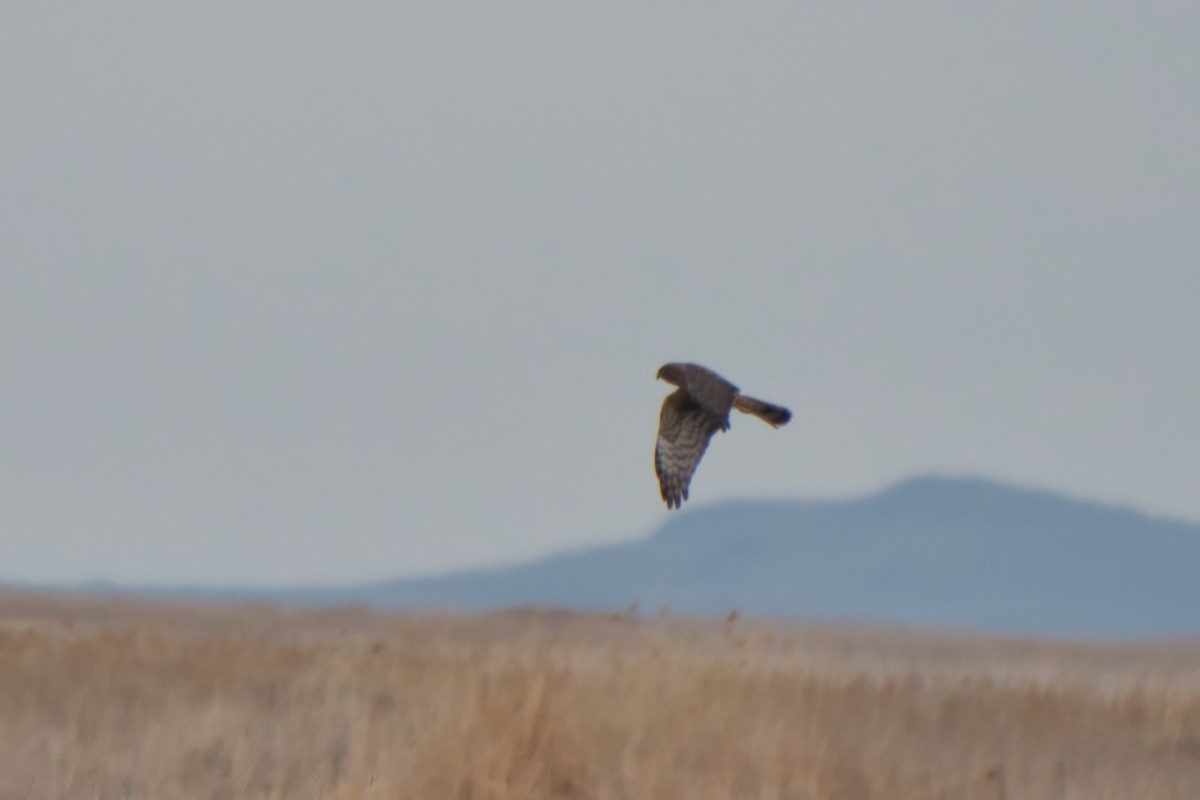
[681,364,738,429]
[655,391,722,509]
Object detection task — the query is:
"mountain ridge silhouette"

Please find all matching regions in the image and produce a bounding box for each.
[261,475,1199,638]
[38,475,1200,639]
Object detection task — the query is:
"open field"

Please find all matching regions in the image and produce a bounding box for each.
[0,591,1198,799]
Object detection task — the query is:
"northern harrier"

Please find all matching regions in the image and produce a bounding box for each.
[654,362,791,509]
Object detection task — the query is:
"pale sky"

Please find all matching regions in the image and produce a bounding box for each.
[3,3,1198,587]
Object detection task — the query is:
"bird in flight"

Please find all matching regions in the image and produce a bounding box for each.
[654,362,791,509]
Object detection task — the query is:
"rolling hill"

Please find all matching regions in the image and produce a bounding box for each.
[262,475,1200,638]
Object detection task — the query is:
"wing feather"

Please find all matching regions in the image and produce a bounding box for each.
[680,364,738,430]
[655,391,722,509]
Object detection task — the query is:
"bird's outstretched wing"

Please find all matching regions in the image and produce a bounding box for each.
[679,364,738,428]
[655,391,723,509]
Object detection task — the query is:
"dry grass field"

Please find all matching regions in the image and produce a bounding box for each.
[0,591,1198,799]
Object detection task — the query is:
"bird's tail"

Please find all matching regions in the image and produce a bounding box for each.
[733,395,792,428]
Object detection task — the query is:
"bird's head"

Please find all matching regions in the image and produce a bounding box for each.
[657,363,686,386]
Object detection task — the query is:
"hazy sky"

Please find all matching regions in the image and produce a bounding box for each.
[3,4,1198,587]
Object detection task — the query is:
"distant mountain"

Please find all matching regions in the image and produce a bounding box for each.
[43,476,1199,638]
[258,475,1199,639]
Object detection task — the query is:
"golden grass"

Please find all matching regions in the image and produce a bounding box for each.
[1,590,1198,799]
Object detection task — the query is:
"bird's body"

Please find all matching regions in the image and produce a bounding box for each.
[654,362,791,509]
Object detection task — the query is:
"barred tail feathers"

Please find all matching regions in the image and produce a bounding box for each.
[732,395,791,428]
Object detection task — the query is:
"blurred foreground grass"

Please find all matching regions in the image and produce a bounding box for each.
[1,590,1198,799]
